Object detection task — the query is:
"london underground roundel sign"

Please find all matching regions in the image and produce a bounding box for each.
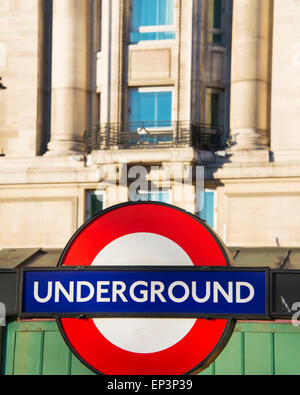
[57,202,235,375]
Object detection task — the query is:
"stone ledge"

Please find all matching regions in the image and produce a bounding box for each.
[206,159,300,180]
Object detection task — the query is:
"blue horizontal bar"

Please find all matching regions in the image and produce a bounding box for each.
[22,268,267,317]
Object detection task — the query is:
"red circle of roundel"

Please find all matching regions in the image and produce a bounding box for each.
[57,202,235,375]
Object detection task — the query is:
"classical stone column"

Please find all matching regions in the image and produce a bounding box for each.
[229,0,272,161]
[47,0,89,156]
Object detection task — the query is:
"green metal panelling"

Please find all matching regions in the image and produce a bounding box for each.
[0,327,3,373]
[42,331,70,375]
[199,322,300,375]
[14,331,43,375]
[3,320,300,375]
[274,333,300,375]
[244,332,274,375]
[2,320,94,375]
[214,332,244,375]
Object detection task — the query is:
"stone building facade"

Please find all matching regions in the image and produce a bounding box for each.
[0,0,299,253]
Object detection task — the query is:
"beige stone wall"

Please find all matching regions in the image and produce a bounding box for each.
[0,155,104,248]
[0,185,78,248]
[0,0,300,254]
[0,0,38,158]
[215,0,300,248]
[271,0,300,160]
[215,177,300,247]
[2,165,300,249]
[128,44,175,86]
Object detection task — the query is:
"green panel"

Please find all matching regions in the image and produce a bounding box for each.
[244,332,274,375]
[71,353,95,375]
[13,331,43,375]
[42,331,71,375]
[214,332,244,375]
[2,320,95,375]
[200,322,300,375]
[198,362,215,375]
[0,327,4,373]
[3,320,300,375]
[274,333,300,375]
[2,322,16,374]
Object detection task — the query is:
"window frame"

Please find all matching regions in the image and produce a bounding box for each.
[198,188,217,231]
[85,189,106,220]
[205,87,225,129]
[128,86,174,130]
[207,0,226,46]
[134,188,171,203]
[129,0,176,43]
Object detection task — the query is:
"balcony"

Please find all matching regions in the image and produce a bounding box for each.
[84,121,224,153]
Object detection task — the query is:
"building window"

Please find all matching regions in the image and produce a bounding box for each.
[205,87,228,146]
[130,0,175,43]
[207,0,225,46]
[206,88,224,128]
[135,189,171,203]
[198,189,215,229]
[86,190,104,220]
[128,87,172,128]
[127,87,173,145]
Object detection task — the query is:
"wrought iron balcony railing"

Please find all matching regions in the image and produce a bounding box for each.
[84,121,224,153]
